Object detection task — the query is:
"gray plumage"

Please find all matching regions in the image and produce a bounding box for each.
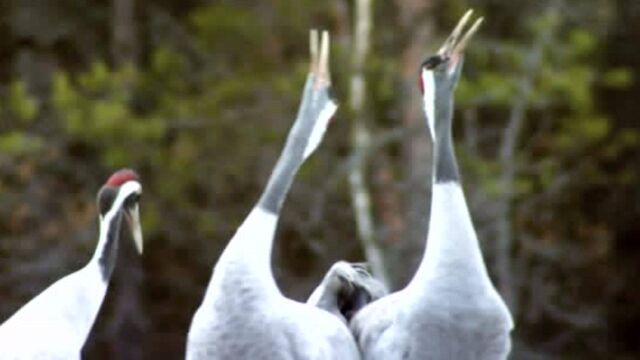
[186,31,360,360]
[258,80,334,214]
[350,11,513,360]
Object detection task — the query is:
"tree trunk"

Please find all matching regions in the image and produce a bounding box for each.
[345,0,390,287]
[112,0,137,67]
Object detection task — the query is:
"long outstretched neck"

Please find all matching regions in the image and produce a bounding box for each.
[257,79,312,214]
[409,75,491,293]
[258,31,335,213]
[225,84,314,290]
[214,31,336,299]
[258,151,302,214]
[434,94,460,183]
[90,210,124,283]
[215,76,329,292]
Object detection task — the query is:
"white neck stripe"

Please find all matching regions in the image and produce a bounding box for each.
[303,100,338,158]
[421,69,436,140]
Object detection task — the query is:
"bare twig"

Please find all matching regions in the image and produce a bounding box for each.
[494,15,553,314]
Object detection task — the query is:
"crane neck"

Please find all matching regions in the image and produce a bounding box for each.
[91,209,124,282]
[208,76,336,303]
[216,140,304,297]
[258,76,323,214]
[408,182,493,295]
[209,76,326,301]
[209,207,280,301]
[258,141,305,214]
[407,79,490,295]
[432,94,460,183]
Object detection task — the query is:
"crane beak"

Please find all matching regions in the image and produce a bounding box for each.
[437,10,483,68]
[309,29,332,88]
[452,16,483,57]
[124,203,143,254]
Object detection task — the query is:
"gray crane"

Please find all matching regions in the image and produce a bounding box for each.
[185,30,360,360]
[350,11,514,359]
[307,261,388,324]
[0,169,144,360]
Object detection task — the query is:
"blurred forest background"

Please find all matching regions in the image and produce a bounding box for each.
[0,0,638,358]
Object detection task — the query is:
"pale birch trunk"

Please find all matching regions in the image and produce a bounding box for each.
[346,0,390,287]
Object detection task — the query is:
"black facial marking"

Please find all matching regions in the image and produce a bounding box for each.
[340,288,372,322]
[421,55,447,70]
[98,209,124,281]
[97,186,118,217]
[98,186,140,217]
[335,276,377,322]
[124,193,141,209]
[327,86,337,103]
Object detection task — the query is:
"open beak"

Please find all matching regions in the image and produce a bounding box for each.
[437,10,484,66]
[309,29,331,88]
[124,203,143,254]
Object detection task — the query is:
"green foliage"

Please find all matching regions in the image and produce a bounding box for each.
[149,47,189,94]
[601,67,634,88]
[0,131,44,156]
[568,29,597,58]
[458,72,519,106]
[0,80,42,162]
[459,8,613,164]
[190,4,258,43]
[52,64,167,168]
[7,81,38,124]
[189,3,265,63]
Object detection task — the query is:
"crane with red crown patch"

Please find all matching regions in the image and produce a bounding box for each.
[0,169,144,359]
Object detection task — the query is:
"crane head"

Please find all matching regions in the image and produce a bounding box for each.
[98,169,144,254]
[299,29,338,160]
[418,10,483,137]
[335,263,388,321]
[308,261,388,324]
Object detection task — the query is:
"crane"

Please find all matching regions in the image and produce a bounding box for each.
[185,30,360,360]
[350,11,514,359]
[0,169,143,359]
[307,261,387,324]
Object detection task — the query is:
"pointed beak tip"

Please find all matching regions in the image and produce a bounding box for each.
[451,15,484,57]
[317,30,331,86]
[126,205,144,255]
[309,29,319,74]
[133,223,144,255]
